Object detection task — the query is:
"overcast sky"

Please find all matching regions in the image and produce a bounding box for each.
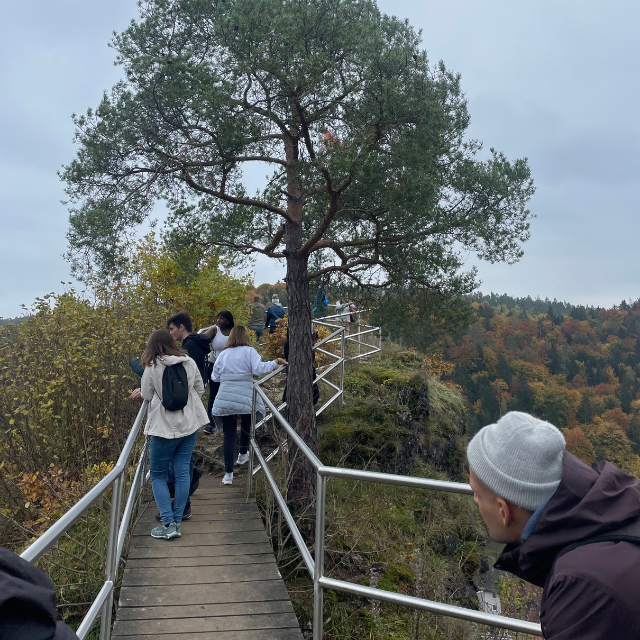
[1,0,639,318]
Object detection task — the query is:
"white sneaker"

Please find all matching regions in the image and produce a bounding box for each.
[222,473,233,485]
[236,452,250,465]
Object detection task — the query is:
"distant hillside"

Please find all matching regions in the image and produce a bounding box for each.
[442,296,640,474]
[0,316,30,325]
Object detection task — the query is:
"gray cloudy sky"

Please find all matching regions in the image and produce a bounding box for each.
[1,0,638,318]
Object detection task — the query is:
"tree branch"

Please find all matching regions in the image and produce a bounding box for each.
[264,224,286,254]
[180,170,294,222]
[299,128,385,256]
[229,154,288,167]
[201,237,285,258]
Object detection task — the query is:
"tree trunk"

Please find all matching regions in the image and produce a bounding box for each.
[285,245,317,509]
[283,128,317,514]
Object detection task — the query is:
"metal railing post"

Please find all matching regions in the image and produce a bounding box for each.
[339,329,345,408]
[313,472,327,639]
[99,474,124,640]
[247,385,257,498]
[140,440,148,493]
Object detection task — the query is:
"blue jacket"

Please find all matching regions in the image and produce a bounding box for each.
[265,303,285,329]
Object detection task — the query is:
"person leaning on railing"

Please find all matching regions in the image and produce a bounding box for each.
[210,325,287,485]
[467,412,640,639]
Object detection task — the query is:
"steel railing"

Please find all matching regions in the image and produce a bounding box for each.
[250,311,382,475]
[20,401,150,640]
[317,309,382,362]
[249,318,346,476]
[246,386,543,639]
[253,312,380,434]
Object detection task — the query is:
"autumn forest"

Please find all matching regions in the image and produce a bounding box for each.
[441,293,640,475]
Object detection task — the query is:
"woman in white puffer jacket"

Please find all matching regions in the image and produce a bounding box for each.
[211,326,287,485]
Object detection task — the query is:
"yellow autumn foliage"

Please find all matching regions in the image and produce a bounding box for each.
[0,234,250,549]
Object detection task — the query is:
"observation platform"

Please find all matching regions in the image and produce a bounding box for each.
[112,474,303,639]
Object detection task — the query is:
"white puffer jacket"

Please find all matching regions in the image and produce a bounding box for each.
[141,355,209,439]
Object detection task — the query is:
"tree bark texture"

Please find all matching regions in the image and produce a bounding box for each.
[285,247,316,507]
[284,131,317,509]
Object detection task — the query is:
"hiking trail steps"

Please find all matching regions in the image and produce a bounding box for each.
[112,474,304,639]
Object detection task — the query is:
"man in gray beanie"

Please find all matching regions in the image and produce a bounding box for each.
[467,411,640,639]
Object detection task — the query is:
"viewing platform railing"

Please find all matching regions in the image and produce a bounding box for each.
[251,313,382,475]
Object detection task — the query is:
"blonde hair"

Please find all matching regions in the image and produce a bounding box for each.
[223,325,252,349]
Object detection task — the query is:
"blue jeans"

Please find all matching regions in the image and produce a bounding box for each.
[248,325,264,339]
[150,431,198,525]
[166,456,194,513]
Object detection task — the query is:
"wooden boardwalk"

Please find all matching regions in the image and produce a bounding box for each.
[112,474,304,639]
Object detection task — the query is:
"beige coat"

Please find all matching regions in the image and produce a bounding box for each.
[141,354,209,439]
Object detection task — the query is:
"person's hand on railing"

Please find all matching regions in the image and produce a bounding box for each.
[130,388,142,400]
[275,358,288,366]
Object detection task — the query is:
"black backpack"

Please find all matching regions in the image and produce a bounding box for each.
[161,362,189,411]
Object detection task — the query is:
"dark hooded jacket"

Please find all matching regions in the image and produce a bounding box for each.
[181,333,211,383]
[495,452,640,639]
[0,547,78,640]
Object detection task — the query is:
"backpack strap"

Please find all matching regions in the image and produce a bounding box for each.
[553,518,640,566]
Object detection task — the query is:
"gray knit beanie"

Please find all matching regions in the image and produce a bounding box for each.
[467,411,565,511]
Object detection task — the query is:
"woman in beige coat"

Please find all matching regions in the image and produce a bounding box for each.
[139,330,209,539]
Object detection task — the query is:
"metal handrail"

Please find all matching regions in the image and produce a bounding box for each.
[247,386,543,639]
[20,401,151,640]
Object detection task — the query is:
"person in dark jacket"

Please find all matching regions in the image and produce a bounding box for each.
[467,411,640,639]
[264,295,285,334]
[167,311,212,383]
[0,546,78,639]
[247,296,266,338]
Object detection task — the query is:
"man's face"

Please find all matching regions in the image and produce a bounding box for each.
[168,323,188,341]
[469,469,519,544]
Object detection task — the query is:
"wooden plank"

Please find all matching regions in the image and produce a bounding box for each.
[112,629,302,640]
[127,542,274,559]
[112,611,299,636]
[115,600,295,621]
[121,562,281,587]
[182,503,259,513]
[118,579,291,607]
[185,496,255,506]
[131,530,269,548]
[187,486,243,494]
[137,511,261,524]
[114,474,302,638]
[124,554,276,569]
[133,519,264,535]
